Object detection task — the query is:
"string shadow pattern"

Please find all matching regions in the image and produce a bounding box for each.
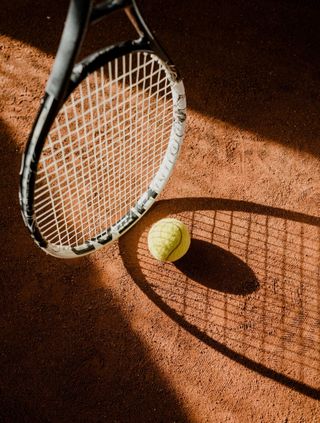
[119,198,320,399]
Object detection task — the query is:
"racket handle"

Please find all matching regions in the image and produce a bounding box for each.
[46,0,92,100]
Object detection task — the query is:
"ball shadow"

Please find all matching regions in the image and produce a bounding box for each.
[175,239,259,296]
[119,197,320,400]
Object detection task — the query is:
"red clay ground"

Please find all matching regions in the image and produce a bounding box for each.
[1,0,320,422]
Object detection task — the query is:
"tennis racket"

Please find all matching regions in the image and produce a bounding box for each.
[19,0,186,258]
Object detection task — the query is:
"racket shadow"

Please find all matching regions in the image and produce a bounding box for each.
[119,197,320,399]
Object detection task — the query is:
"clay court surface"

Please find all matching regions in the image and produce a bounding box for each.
[1,0,320,421]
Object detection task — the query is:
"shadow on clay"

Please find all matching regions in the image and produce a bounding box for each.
[175,239,259,296]
[0,119,188,422]
[119,197,320,400]
[2,0,320,158]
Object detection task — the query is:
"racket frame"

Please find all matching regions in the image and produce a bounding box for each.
[20,0,186,258]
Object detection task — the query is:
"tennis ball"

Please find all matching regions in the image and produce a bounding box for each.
[147,218,191,262]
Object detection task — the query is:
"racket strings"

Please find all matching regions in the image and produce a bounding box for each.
[34,51,174,247]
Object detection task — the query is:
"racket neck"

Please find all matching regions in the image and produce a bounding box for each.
[46,0,92,100]
[126,2,171,64]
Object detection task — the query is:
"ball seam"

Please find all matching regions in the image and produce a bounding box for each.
[165,224,183,261]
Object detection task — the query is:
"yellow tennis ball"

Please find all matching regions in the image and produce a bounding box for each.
[147,218,191,262]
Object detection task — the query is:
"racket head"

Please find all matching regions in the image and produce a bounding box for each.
[20,42,186,258]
